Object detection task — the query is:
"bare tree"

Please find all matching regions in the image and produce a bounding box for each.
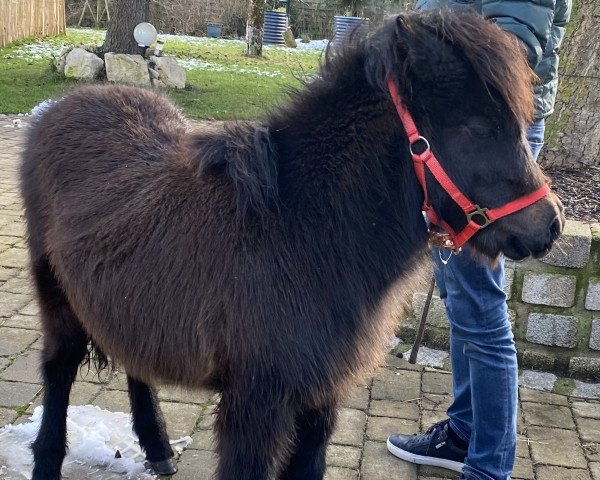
[103,0,151,54]
[246,0,267,56]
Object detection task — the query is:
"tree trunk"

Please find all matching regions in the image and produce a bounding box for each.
[246,0,267,56]
[102,0,151,54]
[541,0,600,168]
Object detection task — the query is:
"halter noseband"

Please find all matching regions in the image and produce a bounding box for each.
[387,77,551,252]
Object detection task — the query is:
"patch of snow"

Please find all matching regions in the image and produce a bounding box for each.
[173,35,245,48]
[177,58,284,77]
[277,39,329,52]
[519,370,557,391]
[0,405,192,480]
[3,42,64,61]
[388,337,401,350]
[403,346,449,369]
[30,99,60,117]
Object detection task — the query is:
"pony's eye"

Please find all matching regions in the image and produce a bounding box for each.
[467,122,497,139]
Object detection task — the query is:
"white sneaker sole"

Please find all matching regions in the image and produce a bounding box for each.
[386,437,465,473]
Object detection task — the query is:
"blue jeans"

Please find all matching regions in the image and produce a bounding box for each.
[527,118,545,160]
[432,118,545,480]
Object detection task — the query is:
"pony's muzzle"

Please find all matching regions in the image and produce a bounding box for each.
[495,191,564,260]
[524,193,565,258]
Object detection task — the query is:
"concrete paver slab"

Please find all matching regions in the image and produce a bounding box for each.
[575,416,600,443]
[369,398,421,419]
[324,466,359,479]
[512,457,535,479]
[422,370,452,395]
[0,291,30,318]
[0,326,39,355]
[1,313,41,330]
[519,387,571,406]
[189,428,215,451]
[528,426,588,469]
[522,401,576,429]
[590,462,600,480]
[362,440,417,480]
[0,349,42,383]
[326,444,362,469]
[330,408,367,447]
[0,381,41,408]
[535,466,592,480]
[366,415,418,442]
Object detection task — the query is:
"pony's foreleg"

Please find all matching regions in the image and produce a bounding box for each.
[127,376,176,475]
[215,385,296,480]
[31,258,88,480]
[279,403,338,480]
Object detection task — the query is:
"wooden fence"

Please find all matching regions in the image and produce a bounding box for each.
[0,0,66,48]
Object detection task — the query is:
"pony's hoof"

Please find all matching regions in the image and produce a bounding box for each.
[148,457,178,476]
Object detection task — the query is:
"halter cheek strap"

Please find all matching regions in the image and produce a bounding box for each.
[387,77,551,251]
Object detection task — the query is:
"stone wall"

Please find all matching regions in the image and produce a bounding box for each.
[398,220,600,380]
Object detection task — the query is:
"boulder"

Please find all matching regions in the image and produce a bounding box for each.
[104,53,150,86]
[53,46,73,74]
[283,28,297,48]
[151,78,167,89]
[63,48,104,80]
[150,56,186,89]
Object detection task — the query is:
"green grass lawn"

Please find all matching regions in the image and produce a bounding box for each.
[0,29,323,120]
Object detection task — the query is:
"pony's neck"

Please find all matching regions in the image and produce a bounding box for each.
[268,50,425,235]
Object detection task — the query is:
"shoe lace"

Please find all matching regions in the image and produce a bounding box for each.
[423,418,450,436]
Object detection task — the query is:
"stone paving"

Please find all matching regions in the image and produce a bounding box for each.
[1,115,599,480]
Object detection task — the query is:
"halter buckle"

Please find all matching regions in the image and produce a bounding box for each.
[466,205,493,228]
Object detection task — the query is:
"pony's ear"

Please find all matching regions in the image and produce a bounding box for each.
[394,14,411,54]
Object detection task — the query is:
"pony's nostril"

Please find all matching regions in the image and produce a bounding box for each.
[550,216,562,241]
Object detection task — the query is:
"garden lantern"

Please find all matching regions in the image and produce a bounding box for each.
[133,22,157,57]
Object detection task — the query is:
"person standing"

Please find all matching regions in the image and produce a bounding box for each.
[386,1,572,479]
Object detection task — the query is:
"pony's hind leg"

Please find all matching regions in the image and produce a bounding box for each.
[127,376,177,475]
[279,403,338,480]
[30,257,88,480]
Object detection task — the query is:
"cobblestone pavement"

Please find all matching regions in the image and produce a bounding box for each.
[1,116,599,480]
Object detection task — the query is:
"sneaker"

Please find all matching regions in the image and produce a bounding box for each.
[386,419,467,473]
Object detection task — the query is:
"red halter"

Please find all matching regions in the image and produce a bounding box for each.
[387,77,551,251]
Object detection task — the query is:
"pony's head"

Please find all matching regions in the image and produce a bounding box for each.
[366,10,564,260]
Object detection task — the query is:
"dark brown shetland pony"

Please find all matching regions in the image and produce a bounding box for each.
[21,10,563,480]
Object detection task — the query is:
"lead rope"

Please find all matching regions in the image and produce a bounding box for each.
[408,275,436,364]
[408,235,456,364]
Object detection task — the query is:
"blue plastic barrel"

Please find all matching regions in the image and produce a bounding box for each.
[207,23,222,38]
[263,11,288,45]
[332,16,369,48]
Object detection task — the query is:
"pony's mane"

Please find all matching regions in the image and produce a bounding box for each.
[319,10,535,124]
[415,10,535,123]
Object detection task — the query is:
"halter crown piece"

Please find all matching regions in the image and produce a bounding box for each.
[386,77,551,252]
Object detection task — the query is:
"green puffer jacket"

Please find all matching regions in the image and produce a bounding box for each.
[415,0,572,119]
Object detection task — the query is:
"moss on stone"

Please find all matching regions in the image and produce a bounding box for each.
[552,376,576,396]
